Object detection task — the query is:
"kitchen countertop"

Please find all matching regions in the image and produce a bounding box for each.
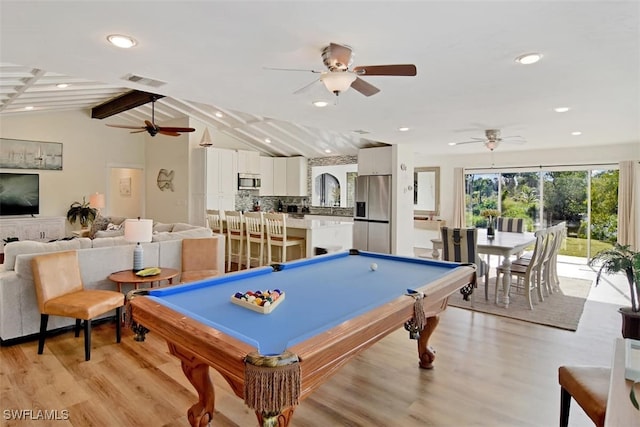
[286,217,354,230]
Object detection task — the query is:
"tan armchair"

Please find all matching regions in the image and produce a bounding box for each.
[181,238,222,283]
[31,250,124,361]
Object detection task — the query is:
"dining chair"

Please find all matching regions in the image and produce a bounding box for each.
[440,227,488,302]
[496,217,525,233]
[264,213,305,264]
[181,238,222,283]
[31,250,124,361]
[244,212,265,269]
[496,229,546,309]
[224,210,244,271]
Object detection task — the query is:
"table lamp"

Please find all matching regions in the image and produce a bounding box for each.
[124,218,153,272]
[89,192,105,217]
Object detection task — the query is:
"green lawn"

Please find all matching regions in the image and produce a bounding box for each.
[559,237,614,258]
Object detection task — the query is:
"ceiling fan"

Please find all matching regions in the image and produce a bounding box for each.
[266,42,417,97]
[449,129,526,151]
[106,98,195,137]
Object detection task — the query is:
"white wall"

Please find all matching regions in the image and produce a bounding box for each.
[392,144,415,256]
[0,110,144,233]
[415,141,640,244]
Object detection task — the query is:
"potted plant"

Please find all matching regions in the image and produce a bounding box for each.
[66,197,97,229]
[589,243,640,339]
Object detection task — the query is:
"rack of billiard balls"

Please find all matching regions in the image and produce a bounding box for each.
[230,289,285,314]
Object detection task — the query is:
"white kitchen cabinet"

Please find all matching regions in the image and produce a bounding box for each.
[0,217,66,253]
[358,146,392,175]
[206,148,237,211]
[237,150,261,174]
[259,156,274,196]
[273,157,288,196]
[286,157,308,196]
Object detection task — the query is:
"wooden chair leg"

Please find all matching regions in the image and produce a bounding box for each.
[38,314,49,355]
[84,319,92,361]
[560,387,571,427]
[74,318,82,337]
[116,307,122,343]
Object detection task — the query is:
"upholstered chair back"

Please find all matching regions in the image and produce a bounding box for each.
[496,217,525,233]
[32,250,84,313]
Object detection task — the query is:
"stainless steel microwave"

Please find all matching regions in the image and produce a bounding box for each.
[238,173,261,190]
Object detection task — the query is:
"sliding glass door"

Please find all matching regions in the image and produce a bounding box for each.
[465,167,618,260]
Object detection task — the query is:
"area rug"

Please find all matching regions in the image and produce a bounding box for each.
[447,276,593,331]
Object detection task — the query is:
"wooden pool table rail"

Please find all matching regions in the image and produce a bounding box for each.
[128,264,475,427]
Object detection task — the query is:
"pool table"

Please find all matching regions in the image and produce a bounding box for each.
[127,249,476,427]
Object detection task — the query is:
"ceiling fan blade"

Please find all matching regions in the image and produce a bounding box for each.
[106,124,145,129]
[263,66,322,73]
[130,129,148,134]
[451,140,483,146]
[293,78,320,94]
[351,77,380,97]
[353,64,417,76]
[157,127,196,133]
[145,120,155,129]
[158,130,181,137]
[328,43,353,69]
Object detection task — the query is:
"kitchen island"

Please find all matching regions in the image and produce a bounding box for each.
[283,216,353,258]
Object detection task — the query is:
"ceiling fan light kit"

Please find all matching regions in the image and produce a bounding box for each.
[270,42,417,97]
[320,72,357,95]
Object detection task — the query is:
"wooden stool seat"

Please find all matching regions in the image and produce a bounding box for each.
[558,365,610,427]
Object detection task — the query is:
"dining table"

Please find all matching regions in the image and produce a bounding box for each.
[431,228,537,308]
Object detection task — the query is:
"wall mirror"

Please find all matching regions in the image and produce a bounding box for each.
[414,166,440,217]
[311,164,357,208]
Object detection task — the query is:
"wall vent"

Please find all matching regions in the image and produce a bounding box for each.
[122,73,167,88]
[351,129,370,135]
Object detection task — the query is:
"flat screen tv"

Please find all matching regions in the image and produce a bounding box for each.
[0,173,40,216]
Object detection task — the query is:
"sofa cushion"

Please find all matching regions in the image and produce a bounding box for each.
[89,215,126,238]
[3,238,91,271]
[91,236,132,248]
[151,227,213,242]
[94,229,125,238]
[153,222,174,233]
[172,222,201,232]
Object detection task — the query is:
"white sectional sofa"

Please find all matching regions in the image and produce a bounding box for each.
[0,222,224,344]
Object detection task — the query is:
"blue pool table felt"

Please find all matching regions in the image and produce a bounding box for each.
[147,251,461,355]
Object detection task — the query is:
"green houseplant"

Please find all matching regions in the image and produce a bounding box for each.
[589,243,640,338]
[66,197,97,228]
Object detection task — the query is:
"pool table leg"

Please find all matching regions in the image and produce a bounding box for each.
[417,315,440,369]
[255,408,295,427]
[168,342,215,427]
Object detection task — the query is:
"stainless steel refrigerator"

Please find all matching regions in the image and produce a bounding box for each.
[353,175,392,253]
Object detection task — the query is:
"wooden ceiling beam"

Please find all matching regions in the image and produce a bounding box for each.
[91,90,164,119]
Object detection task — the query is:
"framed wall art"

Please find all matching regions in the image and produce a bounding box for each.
[0,138,63,170]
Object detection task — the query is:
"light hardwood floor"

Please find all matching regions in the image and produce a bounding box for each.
[0,261,629,427]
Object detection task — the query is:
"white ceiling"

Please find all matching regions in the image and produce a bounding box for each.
[1,1,638,158]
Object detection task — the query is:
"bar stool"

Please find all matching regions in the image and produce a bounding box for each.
[264,213,305,264]
[558,365,610,427]
[244,212,265,269]
[206,211,224,235]
[224,210,244,271]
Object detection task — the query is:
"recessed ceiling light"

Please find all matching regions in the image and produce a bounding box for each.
[448,142,457,146]
[24,106,34,110]
[515,52,543,65]
[56,83,69,89]
[312,100,329,108]
[571,131,582,136]
[264,138,271,144]
[554,107,570,113]
[107,34,137,49]
[398,127,410,132]
[215,111,224,118]
[324,149,332,153]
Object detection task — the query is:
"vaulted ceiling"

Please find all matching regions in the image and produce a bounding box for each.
[1,1,638,158]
